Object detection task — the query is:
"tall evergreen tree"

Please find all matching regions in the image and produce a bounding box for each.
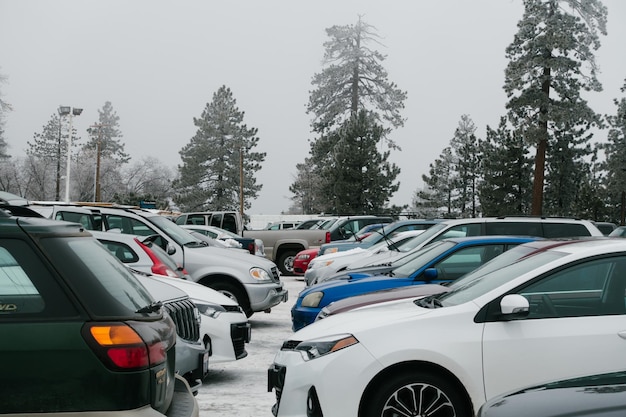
[289,158,324,214]
[312,111,399,214]
[450,115,481,217]
[418,147,457,217]
[543,125,594,216]
[174,85,265,212]
[306,17,407,136]
[504,0,607,215]
[479,117,533,216]
[601,79,626,224]
[293,17,406,213]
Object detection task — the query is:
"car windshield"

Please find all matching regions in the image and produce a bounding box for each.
[435,249,566,307]
[146,214,201,246]
[392,240,457,276]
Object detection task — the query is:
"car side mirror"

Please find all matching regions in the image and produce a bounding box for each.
[423,268,438,281]
[166,243,176,256]
[500,294,529,319]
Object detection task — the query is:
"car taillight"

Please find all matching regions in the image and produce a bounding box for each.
[247,242,255,254]
[135,238,179,278]
[325,232,331,243]
[83,322,173,370]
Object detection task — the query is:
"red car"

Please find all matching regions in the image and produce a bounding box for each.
[293,248,319,275]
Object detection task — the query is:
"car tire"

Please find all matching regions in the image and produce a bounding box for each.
[210,281,253,318]
[363,371,469,417]
[277,250,298,275]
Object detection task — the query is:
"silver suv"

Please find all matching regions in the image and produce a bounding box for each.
[44,205,287,317]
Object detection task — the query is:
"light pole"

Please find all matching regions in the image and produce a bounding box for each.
[58,106,83,203]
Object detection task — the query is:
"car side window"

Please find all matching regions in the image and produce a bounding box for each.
[430,246,499,281]
[516,257,625,319]
[100,241,140,263]
[436,224,482,241]
[0,240,76,317]
[543,223,590,238]
[188,214,207,225]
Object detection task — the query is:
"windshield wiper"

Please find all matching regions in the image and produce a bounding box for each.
[414,295,443,309]
[136,300,163,314]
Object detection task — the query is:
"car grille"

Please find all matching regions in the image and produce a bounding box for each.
[270,266,280,282]
[231,322,251,359]
[163,298,200,342]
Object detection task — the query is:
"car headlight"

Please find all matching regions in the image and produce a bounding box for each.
[323,248,339,255]
[301,291,323,308]
[195,301,227,319]
[249,267,272,281]
[297,253,311,260]
[295,334,359,361]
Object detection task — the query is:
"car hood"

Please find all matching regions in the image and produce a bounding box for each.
[294,298,433,339]
[188,244,276,269]
[134,274,188,302]
[150,274,239,307]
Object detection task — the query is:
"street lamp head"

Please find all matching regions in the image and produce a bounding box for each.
[72,108,83,116]
[58,106,71,116]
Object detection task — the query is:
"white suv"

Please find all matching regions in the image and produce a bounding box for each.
[269,237,626,417]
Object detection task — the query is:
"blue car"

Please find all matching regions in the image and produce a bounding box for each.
[291,235,539,331]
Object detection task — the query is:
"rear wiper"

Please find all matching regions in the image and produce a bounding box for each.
[414,295,443,309]
[136,300,163,314]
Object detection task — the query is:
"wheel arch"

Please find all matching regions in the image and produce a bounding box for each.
[358,360,474,417]
[197,273,251,314]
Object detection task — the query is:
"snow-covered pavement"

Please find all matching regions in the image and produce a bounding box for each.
[197,275,303,417]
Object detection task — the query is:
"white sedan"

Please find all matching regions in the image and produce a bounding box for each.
[268,238,626,417]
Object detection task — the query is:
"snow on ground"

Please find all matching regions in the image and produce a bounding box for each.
[197,275,304,417]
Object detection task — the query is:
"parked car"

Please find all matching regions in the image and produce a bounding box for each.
[292,235,537,330]
[478,370,626,417]
[270,237,626,417]
[325,215,394,241]
[292,248,319,276]
[594,221,617,235]
[181,224,265,257]
[0,190,29,205]
[93,231,251,363]
[304,229,426,286]
[0,211,198,417]
[295,218,332,230]
[609,226,626,237]
[318,219,443,255]
[316,283,451,321]
[71,205,287,317]
[133,273,209,392]
[175,211,243,234]
[264,221,300,230]
[308,216,606,278]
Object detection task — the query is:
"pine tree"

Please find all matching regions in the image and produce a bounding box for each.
[601,79,626,224]
[288,159,324,214]
[504,0,607,215]
[450,115,481,217]
[26,114,71,200]
[174,86,265,212]
[306,17,407,137]
[479,117,533,216]
[314,111,399,214]
[418,147,457,218]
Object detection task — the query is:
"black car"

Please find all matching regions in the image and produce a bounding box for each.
[0,210,198,417]
[478,371,626,417]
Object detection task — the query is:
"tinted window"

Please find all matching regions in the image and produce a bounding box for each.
[100,240,140,263]
[485,222,542,236]
[543,223,590,238]
[40,236,155,318]
[517,257,626,318]
[0,239,77,317]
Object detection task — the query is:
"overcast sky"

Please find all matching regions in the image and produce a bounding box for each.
[1,0,625,214]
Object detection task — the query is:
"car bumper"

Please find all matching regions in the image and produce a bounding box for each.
[166,374,200,417]
[267,343,379,417]
[247,282,288,312]
[201,312,251,363]
[290,306,319,331]
[175,337,209,390]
